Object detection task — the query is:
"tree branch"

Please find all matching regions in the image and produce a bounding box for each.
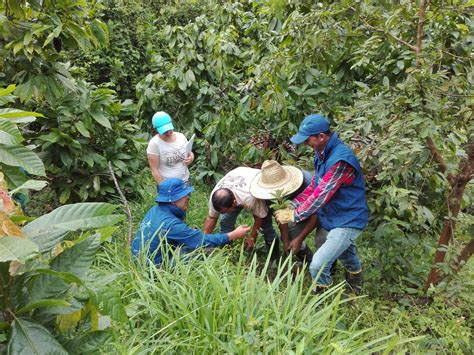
[426,136,455,185]
[362,21,417,52]
[424,139,474,291]
[452,239,474,274]
[416,0,430,66]
[107,161,133,246]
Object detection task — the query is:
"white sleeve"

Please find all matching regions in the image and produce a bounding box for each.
[250,198,268,219]
[147,137,160,156]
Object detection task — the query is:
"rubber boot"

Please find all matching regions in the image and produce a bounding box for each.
[330,259,338,276]
[344,270,362,295]
[296,246,313,264]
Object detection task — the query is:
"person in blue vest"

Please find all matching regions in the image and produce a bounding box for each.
[132,178,251,265]
[275,114,369,294]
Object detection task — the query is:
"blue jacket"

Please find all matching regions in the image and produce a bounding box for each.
[131,203,230,265]
[314,133,369,230]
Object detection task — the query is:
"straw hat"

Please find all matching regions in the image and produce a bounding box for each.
[250,160,303,200]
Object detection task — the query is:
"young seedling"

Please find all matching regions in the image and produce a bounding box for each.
[270,189,292,210]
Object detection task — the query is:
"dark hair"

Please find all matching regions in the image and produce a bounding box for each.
[212,188,235,212]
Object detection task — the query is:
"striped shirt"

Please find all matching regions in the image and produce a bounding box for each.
[292,160,355,223]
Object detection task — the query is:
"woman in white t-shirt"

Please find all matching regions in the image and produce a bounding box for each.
[147,111,194,185]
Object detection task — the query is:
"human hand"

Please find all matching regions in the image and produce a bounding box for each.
[228,224,251,241]
[245,237,255,250]
[274,208,295,224]
[288,239,302,254]
[183,153,194,166]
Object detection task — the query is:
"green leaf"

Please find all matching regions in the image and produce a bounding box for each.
[16,299,71,315]
[51,234,100,277]
[89,110,112,129]
[43,23,63,48]
[63,330,112,354]
[7,317,68,355]
[0,237,39,263]
[0,84,16,96]
[0,131,19,146]
[96,287,127,322]
[0,108,43,121]
[0,120,22,142]
[90,19,109,47]
[14,81,35,104]
[59,188,71,204]
[0,164,28,188]
[0,144,46,176]
[74,121,91,138]
[9,180,48,195]
[22,203,124,252]
[185,69,196,84]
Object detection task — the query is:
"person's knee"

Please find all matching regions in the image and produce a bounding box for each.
[309,258,325,277]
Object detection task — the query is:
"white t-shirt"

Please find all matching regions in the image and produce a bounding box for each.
[147,132,190,181]
[208,167,268,219]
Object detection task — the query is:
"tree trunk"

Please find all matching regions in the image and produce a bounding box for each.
[423,140,474,291]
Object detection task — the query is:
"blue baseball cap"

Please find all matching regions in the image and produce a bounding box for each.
[290,114,330,144]
[156,178,194,203]
[152,111,174,134]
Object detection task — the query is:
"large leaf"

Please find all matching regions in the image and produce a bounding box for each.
[95,286,127,322]
[0,120,22,142]
[63,330,112,354]
[0,164,28,188]
[0,236,38,262]
[9,180,48,195]
[7,317,68,355]
[29,270,83,303]
[22,203,124,252]
[0,108,43,122]
[0,144,46,176]
[90,19,109,47]
[0,130,18,145]
[51,234,100,277]
[16,299,71,315]
[89,109,111,129]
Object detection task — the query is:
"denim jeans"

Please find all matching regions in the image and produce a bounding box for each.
[309,227,362,286]
[219,207,278,246]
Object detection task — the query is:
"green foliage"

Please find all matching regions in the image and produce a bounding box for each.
[0,204,126,353]
[0,85,126,353]
[128,0,473,292]
[32,80,145,202]
[270,189,292,211]
[103,241,420,353]
[68,0,156,98]
[0,1,146,203]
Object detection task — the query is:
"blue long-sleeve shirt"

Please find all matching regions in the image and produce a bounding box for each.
[131,203,230,265]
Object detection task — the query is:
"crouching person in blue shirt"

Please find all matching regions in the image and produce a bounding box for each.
[132,178,251,265]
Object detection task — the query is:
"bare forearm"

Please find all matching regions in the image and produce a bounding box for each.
[249,216,263,241]
[294,214,318,243]
[151,170,164,185]
[204,216,218,234]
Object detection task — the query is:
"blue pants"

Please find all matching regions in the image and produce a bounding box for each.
[309,227,362,287]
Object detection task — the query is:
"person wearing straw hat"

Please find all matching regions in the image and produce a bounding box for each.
[249,160,317,263]
[147,111,194,185]
[132,178,250,265]
[203,167,280,260]
[274,114,369,295]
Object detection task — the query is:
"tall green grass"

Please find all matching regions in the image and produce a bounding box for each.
[98,241,420,354]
